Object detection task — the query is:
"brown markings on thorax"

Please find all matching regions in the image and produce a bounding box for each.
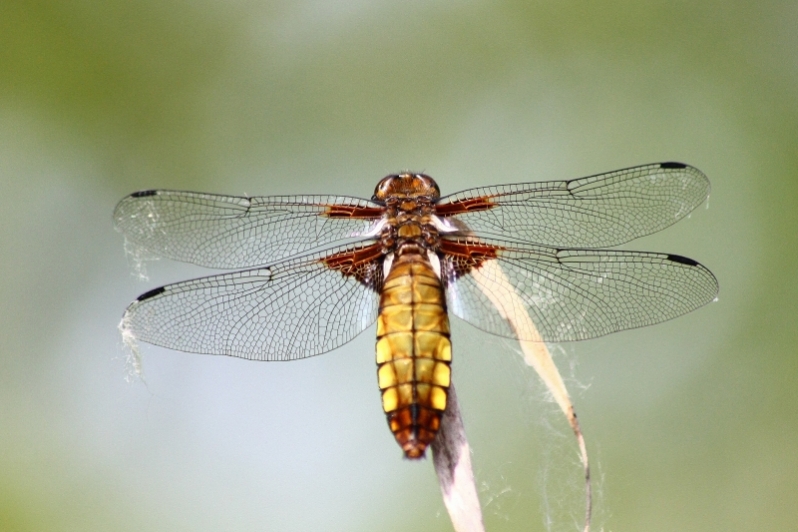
[380,200,440,255]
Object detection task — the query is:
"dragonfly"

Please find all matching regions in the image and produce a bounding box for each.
[115,162,718,458]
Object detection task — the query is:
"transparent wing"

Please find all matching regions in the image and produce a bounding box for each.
[443,238,718,342]
[113,190,383,269]
[121,244,383,360]
[436,163,710,248]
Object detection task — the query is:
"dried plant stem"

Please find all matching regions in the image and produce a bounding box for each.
[432,383,485,532]
[472,262,592,532]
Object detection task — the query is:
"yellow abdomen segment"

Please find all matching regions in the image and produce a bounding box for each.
[375,255,451,459]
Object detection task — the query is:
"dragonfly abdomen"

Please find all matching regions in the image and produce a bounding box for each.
[376,253,452,459]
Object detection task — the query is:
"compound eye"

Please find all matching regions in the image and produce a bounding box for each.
[373,175,397,202]
[415,174,440,199]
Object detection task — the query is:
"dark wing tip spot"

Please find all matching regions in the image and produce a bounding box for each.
[660,162,687,169]
[131,190,158,198]
[667,254,699,266]
[137,286,166,301]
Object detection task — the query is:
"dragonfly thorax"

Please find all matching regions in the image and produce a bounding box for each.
[374,175,443,255]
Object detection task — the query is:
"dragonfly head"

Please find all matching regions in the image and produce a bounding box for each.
[373,173,440,203]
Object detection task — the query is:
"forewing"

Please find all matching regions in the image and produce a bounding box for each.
[442,238,718,342]
[436,163,710,248]
[121,244,384,360]
[114,190,383,269]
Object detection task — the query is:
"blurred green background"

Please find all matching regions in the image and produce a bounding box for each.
[1,1,796,531]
